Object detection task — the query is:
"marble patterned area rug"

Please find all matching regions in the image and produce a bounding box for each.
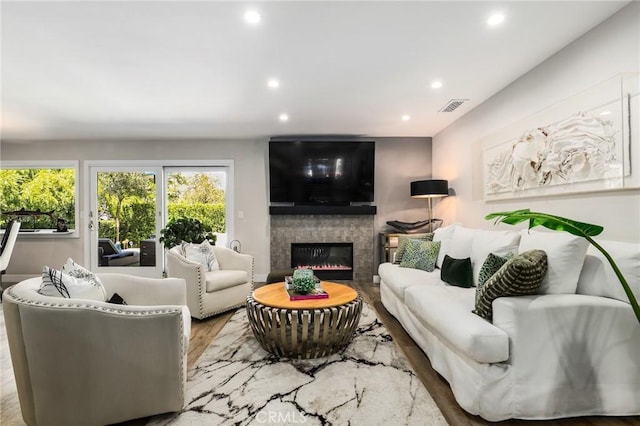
[148,303,448,426]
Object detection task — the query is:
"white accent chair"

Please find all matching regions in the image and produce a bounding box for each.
[3,274,190,426]
[167,245,254,319]
[0,219,21,298]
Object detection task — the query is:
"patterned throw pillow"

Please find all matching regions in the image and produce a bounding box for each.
[62,258,107,299]
[440,255,473,288]
[477,253,509,288]
[39,265,108,301]
[399,239,440,272]
[394,233,434,264]
[182,240,219,271]
[473,250,548,321]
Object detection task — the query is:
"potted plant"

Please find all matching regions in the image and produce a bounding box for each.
[486,209,639,324]
[159,217,217,249]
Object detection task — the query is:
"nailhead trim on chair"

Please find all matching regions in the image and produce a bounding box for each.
[250,256,255,291]
[197,263,205,318]
[5,285,187,406]
[177,308,185,405]
[169,250,207,318]
[5,286,184,316]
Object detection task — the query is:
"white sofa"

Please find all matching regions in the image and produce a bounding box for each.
[3,274,190,426]
[379,224,640,421]
[166,245,254,319]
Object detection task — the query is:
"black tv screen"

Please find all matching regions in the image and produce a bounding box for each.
[269,141,375,205]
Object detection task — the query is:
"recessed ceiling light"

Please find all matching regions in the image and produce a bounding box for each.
[244,10,261,25]
[279,113,289,122]
[431,81,443,89]
[402,115,410,121]
[487,13,505,27]
[599,111,612,116]
[267,78,279,89]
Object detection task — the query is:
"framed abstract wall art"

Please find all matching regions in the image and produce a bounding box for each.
[482,73,638,201]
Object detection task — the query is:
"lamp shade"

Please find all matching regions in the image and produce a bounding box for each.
[410,179,449,198]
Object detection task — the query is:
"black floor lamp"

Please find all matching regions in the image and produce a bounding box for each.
[410,179,449,232]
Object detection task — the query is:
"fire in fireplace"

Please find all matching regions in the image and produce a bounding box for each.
[291,242,353,280]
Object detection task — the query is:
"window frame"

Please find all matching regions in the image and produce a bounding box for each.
[0,160,80,238]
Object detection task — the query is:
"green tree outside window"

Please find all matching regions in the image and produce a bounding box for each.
[0,168,76,229]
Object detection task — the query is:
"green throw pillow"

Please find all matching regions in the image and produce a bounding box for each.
[477,253,509,288]
[473,249,548,321]
[394,233,434,264]
[399,239,440,272]
[440,255,473,288]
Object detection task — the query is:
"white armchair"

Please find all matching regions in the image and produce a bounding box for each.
[167,245,254,319]
[3,274,190,426]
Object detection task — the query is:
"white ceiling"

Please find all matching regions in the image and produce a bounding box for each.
[0,1,630,141]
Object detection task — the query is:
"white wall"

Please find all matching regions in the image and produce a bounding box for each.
[374,137,433,229]
[432,2,640,242]
[1,136,431,279]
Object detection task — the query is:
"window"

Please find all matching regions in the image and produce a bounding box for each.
[165,168,228,246]
[0,161,79,234]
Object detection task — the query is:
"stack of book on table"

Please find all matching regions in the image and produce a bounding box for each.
[284,276,328,300]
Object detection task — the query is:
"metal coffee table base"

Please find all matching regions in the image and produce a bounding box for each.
[246,295,363,359]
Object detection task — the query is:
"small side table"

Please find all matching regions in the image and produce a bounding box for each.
[140,239,156,267]
[246,282,362,359]
[379,232,404,264]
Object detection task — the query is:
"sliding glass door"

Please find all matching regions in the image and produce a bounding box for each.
[88,166,163,277]
[87,161,232,278]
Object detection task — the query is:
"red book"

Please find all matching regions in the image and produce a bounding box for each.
[287,288,329,301]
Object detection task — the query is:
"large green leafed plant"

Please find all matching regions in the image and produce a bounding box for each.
[159,217,217,249]
[485,209,639,324]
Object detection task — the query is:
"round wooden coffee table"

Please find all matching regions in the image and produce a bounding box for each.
[246,281,362,359]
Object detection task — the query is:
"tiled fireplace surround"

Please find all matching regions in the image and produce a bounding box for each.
[270,215,375,283]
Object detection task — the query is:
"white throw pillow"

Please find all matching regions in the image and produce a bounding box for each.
[470,230,520,286]
[182,240,220,271]
[39,265,107,301]
[577,240,640,304]
[433,223,461,268]
[61,258,107,300]
[518,229,589,294]
[448,226,479,260]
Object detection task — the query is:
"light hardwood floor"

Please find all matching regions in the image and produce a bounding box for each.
[1,281,638,425]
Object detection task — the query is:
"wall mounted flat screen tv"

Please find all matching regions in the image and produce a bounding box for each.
[269,141,375,205]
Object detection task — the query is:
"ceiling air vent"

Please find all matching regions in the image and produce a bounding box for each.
[439,99,469,113]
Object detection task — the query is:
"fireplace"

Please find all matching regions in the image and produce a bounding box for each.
[291,242,353,280]
[271,215,374,283]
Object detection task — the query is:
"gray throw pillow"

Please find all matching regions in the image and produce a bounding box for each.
[394,233,434,264]
[399,239,440,272]
[473,249,547,321]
